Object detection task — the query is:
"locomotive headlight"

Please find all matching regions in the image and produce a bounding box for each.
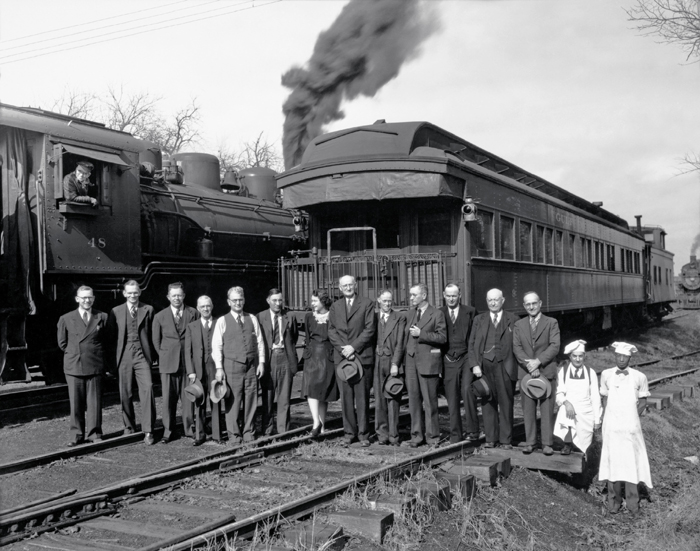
[461,197,478,222]
[292,211,306,232]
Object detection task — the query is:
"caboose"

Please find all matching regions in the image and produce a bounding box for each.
[0,103,302,383]
[276,120,674,332]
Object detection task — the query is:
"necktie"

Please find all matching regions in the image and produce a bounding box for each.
[82,311,89,325]
[416,309,422,323]
[616,369,628,376]
[175,310,181,326]
[382,314,388,325]
[346,299,353,313]
[273,314,280,344]
[492,313,497,327]
[130,305,136,318]
[206,320,211,331]
[236,314,244,329]
[530,316,538,333]
[573,367,583,379]
[450,309,456,324]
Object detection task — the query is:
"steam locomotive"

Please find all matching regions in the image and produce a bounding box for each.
[676,255,700,309]
[276,120,675,332]
[0,103,303,383]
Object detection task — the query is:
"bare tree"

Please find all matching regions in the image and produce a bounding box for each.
[102,85,161,133]
[50,88,97,119]
[681,152,700,173]
[217,133,284,174]
[626,0,700,61]
[136,99,201,157]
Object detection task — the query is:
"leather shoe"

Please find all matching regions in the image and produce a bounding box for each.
[561,444,572,455]
[409,440,424,449]
[378,439,389,446]
[67,438,85,447]
[483,442,496,449]
[90,436,103,443]
[193,437,206,447]
[161,436,171,444]
[391,441,400,447]
[500,443,512,450]
[144,433,155,445]
[360,440,371,448]
[467,433,480,442]
[522,445,534,454]
[310,425,322,438]
[543,446,554,456]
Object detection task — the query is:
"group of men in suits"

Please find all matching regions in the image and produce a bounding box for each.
[57,281,300,447]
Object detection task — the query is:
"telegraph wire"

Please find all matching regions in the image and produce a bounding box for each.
[0,0,254,61]
[0,0,282,66]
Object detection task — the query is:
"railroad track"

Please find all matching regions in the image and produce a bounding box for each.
[2,363,697,550]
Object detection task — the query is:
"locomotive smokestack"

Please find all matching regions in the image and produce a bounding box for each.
[281,0,439,169]
[692,255,697,265]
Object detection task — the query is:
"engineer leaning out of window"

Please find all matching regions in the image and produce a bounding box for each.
[64,161,98,207]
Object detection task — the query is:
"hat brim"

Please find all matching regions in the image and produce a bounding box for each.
[210,380,230,403]
[336,358,364,383]
[521,374,551,399]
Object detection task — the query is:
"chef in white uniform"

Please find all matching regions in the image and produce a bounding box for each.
[553,340,601,455]
[598,342,652,515]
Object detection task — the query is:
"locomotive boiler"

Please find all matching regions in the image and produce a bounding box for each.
[676,255,700,309]
[0,103,302,383]
[276,120,674,333]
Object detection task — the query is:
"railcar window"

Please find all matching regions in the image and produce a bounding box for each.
[606,244,615,271]
[580,237,587,268]
[499,216,515,260]
[535,225,545,263]
[471,211,494,258]
[519,221,532,262]
[567,234,576,266]
[417,211,452,250]
[586,239,593,268]
[555,231,563,265]
[621,248,626,272]
[545,228,554,264]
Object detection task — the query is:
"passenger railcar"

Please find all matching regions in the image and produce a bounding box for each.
[0,103,302,383]
[276,120,674,331]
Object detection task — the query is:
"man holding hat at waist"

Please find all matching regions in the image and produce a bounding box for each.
[513,291,560,455]
[373,290,406,446]
[598,342,652,515]
[63,161,98,206]
[185,295,221,445]
[553,340,602,455]
[328,275,376,447]
[212,286,265,444]
[468,288,519,449]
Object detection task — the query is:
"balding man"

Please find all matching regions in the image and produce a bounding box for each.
[513,291,560,455]
[328,275,376,447]
[468,288,519,448]
[404,283,447,447]
[439,283,477,444]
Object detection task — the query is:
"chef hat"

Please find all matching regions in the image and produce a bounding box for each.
[612,342,638,356]
[564,340,586,355]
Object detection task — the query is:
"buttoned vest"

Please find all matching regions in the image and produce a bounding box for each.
[203,321,214,367]
[446,314,468,359]
[222,312,257,365]
[126,308,140,344]
[483,318,500,361]
[376,316,391,356]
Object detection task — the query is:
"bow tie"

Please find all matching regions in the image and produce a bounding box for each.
[615,369,628,376]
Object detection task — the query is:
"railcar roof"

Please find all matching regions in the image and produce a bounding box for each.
[281,120,629,229]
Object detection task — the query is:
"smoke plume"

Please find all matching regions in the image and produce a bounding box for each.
[691,233,700,258]
[281,0,439,169]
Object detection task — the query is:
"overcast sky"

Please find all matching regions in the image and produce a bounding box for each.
[1,0,698,267]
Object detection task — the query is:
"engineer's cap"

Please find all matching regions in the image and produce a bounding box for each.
[612,342,638,356]
[564,340,587,355]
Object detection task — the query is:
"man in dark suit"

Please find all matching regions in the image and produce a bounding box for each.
[107,280,157,445]
[374,290,406,446]
[440,283,478,444]
[212,286,266,444]
[185,295,220,446]
[468,288,519,449]
[404,283,447,447]
[513,291,561,455]
[257,288,299,436]
[328,274,376,447]
[153,282,199,443]
[57,285,109,446]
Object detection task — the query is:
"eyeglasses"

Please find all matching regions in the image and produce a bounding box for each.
[228,298,244,303]
[78,296,94,301]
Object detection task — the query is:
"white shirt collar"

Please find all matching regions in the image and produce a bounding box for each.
[171,305,182,317]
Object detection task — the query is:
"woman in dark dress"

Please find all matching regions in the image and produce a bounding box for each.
[302,289,338,436]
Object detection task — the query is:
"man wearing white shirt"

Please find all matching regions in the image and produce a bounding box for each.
[212,286,265,444]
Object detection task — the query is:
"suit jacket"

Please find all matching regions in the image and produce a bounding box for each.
[107,302,156,370]
[513,314,561,380]
[185,317,217,380]
[57,309,109,376]
[257,309,299,376]
[375,310,407,372]
[404,305,447,376]
[153,305,200,374]
[328,295,377,365]
[440,303,477,361]
[467,310,519,381]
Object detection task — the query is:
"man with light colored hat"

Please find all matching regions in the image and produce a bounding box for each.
[553,340,602,455]
[599,342,652,515]
[373,290,406,446]
[328,275,376,447]
[185,295,221,446]
[513,291,560,455]
[212,286,265,445]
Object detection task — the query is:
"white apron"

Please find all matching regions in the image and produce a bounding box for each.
[598,370,652,486]
[553,366,596,453]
